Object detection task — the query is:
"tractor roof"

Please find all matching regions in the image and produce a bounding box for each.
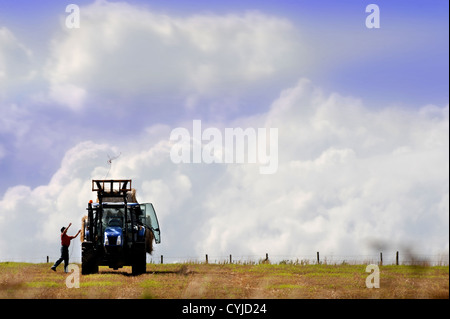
[91,202,139,207]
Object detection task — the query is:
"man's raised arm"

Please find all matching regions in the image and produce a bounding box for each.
[62,223,72,236]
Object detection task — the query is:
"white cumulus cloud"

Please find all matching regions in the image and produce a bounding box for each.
[44,1,302,114]
[0,80,447,263]
[0,27,36,100]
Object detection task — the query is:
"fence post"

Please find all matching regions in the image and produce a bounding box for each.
[230,254,232,264]
[205,254,208,264]
[317,252,320,264]
[265,253,269,262]
[380,252,383,266]
[46,256,49,263]
[396,251,399,266]
[161,255,163,264]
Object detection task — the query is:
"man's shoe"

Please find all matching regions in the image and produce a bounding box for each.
[51,266,56,272]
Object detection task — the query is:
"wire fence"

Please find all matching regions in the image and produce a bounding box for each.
[1,251,448,266]
[150,252,449,266]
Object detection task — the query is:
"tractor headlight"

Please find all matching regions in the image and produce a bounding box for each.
[116,235,121,246]
[104,233,109,245]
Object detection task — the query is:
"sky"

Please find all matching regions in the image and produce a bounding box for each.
[0,0,448,263]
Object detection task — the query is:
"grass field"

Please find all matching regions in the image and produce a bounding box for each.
[0,262,448,299]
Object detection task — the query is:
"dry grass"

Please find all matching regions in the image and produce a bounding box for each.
[0,262,448,299]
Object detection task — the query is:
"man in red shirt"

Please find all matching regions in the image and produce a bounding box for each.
[51,222,81,272]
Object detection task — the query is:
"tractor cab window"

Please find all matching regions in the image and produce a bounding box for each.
[108,218,122,227]
[102,208,125,229]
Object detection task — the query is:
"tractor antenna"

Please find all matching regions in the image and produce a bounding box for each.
[104,152,121,179]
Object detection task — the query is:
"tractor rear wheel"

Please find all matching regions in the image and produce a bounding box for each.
[131,242,146,275]
[81,242,99,275]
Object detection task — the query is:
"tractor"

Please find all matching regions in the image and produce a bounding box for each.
[81,179,160,275]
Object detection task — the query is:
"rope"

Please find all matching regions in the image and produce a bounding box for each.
[69,241,75,260]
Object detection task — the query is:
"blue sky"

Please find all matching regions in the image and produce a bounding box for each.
[0,0,448,262]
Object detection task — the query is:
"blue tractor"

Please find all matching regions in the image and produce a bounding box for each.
[81,180,160,275]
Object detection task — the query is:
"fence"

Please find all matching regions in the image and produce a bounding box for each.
[1,251,448,266]
[151,252,449,266]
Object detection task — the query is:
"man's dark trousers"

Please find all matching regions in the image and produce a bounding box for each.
[52,245,69,272]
